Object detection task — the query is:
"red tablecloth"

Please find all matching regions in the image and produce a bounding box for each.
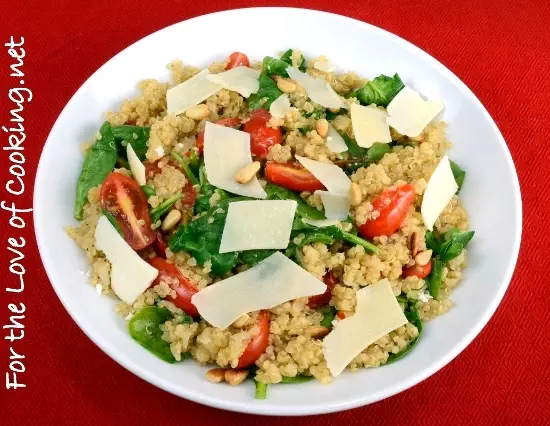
[1,0,549,424]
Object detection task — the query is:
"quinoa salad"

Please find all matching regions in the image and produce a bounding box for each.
[67,50,474,399]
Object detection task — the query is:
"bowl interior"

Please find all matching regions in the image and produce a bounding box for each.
[34,8,521,416]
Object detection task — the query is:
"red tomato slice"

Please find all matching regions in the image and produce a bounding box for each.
[402,261,432,279]
[153,231,168,258]
[226,52,250,70]
[358,184,416,239]
[307,272,338,309]
[144,160,196,208]
[196,117,242,153]
[236,311,270,369]
[242,109,283,158]
[100,172,156,250]
[149,257,199,317]
[265,162,325,192]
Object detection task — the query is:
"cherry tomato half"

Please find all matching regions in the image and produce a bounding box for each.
[265,162,325,192]
[153,231,168,258]
[196,117,242,153]
[236,311,270,369]
[144,160,196,208]
[358,184,416,239]
[308,272,338,309]
[100,172,156,250]
[242,109,282,158]
[226,52,250,70]
[402,261,432,279]
[149,257,200,317]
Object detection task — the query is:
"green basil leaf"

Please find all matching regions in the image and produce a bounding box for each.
[349,74,404,107]
[128,307,176,363]
[74,122,117,220]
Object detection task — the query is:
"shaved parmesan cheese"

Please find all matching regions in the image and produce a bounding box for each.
[326,125,348,153]
[204,122,267,199]
[269,94,293,118]
[191,252,326,328]
[313,56,335,73]
[295,156,350,195]
[302,218,341,228]
[315,191,350,220]
[421,155,458,230]
[219,200,297,253]
[323,279,408,376]
[206,66,261,98]
[287,67,346,110]
[126,144,146,186]
[386,87,444,137]
[166,70,221,116]
[350,103,391,148]
[94,216,158,305]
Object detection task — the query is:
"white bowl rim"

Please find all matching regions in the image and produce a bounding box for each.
[33,7,522,416]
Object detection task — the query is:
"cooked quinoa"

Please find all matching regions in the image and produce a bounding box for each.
[68,49,473,395]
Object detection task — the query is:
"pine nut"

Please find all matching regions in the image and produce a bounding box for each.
[185,104,209,121]
[206,368,227,383]
[235,161,261,184]
[315,119,329,138]
[410,232,421,257]
[409,132,424,142]
[161,209,182,232]
[275,76,297,93]
[231,314,250,328]
[224,369,249,385]
[348,182,362,206]
[415,250,433,266]
[307,326,330,338]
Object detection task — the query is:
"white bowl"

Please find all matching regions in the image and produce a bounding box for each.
[34,7,522,416]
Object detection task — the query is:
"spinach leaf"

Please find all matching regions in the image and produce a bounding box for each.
[128,306,176,363]
[141,185,156,198]
[150,193,183,224]
[427,258,445,299]
[263,56,290,77]
[101,209,122,236]
[450,160,466,193]
[303,110,323,119]
[170,151,199,185]
[350,74,404,107]
[325,108,346,120]
[195,162,229,214]
[341,132,368,158]
[255,381,268,399]
[438,229,475,262]
[342,231,379,254]
[264,183,326,220]
[320,306,337,327]
[169,198,246,276]
[74,122,117,220]
[280,49,306,72]
[239,249,277,267]
[386,307,423,364]
[425,230,444,253]
[280,375,313,384]
[367,143,391,162]
[111,125,151,160]
[248,74,282,110]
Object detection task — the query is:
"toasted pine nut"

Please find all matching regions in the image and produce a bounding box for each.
[415,250,433,266]
[348,182,362,206]
[231,313,250,328]
[410,232,421,257]
[328,107,341,113]
[307,326,330,339]
[235,161,261,184]
[224,369,249,385]
[161,209,182,232]
[275,76,297,93]
[185,104,209,121]
[315,119,329,138]
[206,368,227,383]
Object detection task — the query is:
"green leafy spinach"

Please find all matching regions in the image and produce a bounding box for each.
[128,307,176,363]
[450,160,466,193]
[349,73,404,107]
[386,307,423,364]
[263,56,290,77]
[74,122,117,220]
[264,183,325,220]
[111,125,151,160]
[248,74,282,110]
[280,49,306,72]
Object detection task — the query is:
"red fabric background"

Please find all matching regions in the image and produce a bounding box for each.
[1,0,549,424]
